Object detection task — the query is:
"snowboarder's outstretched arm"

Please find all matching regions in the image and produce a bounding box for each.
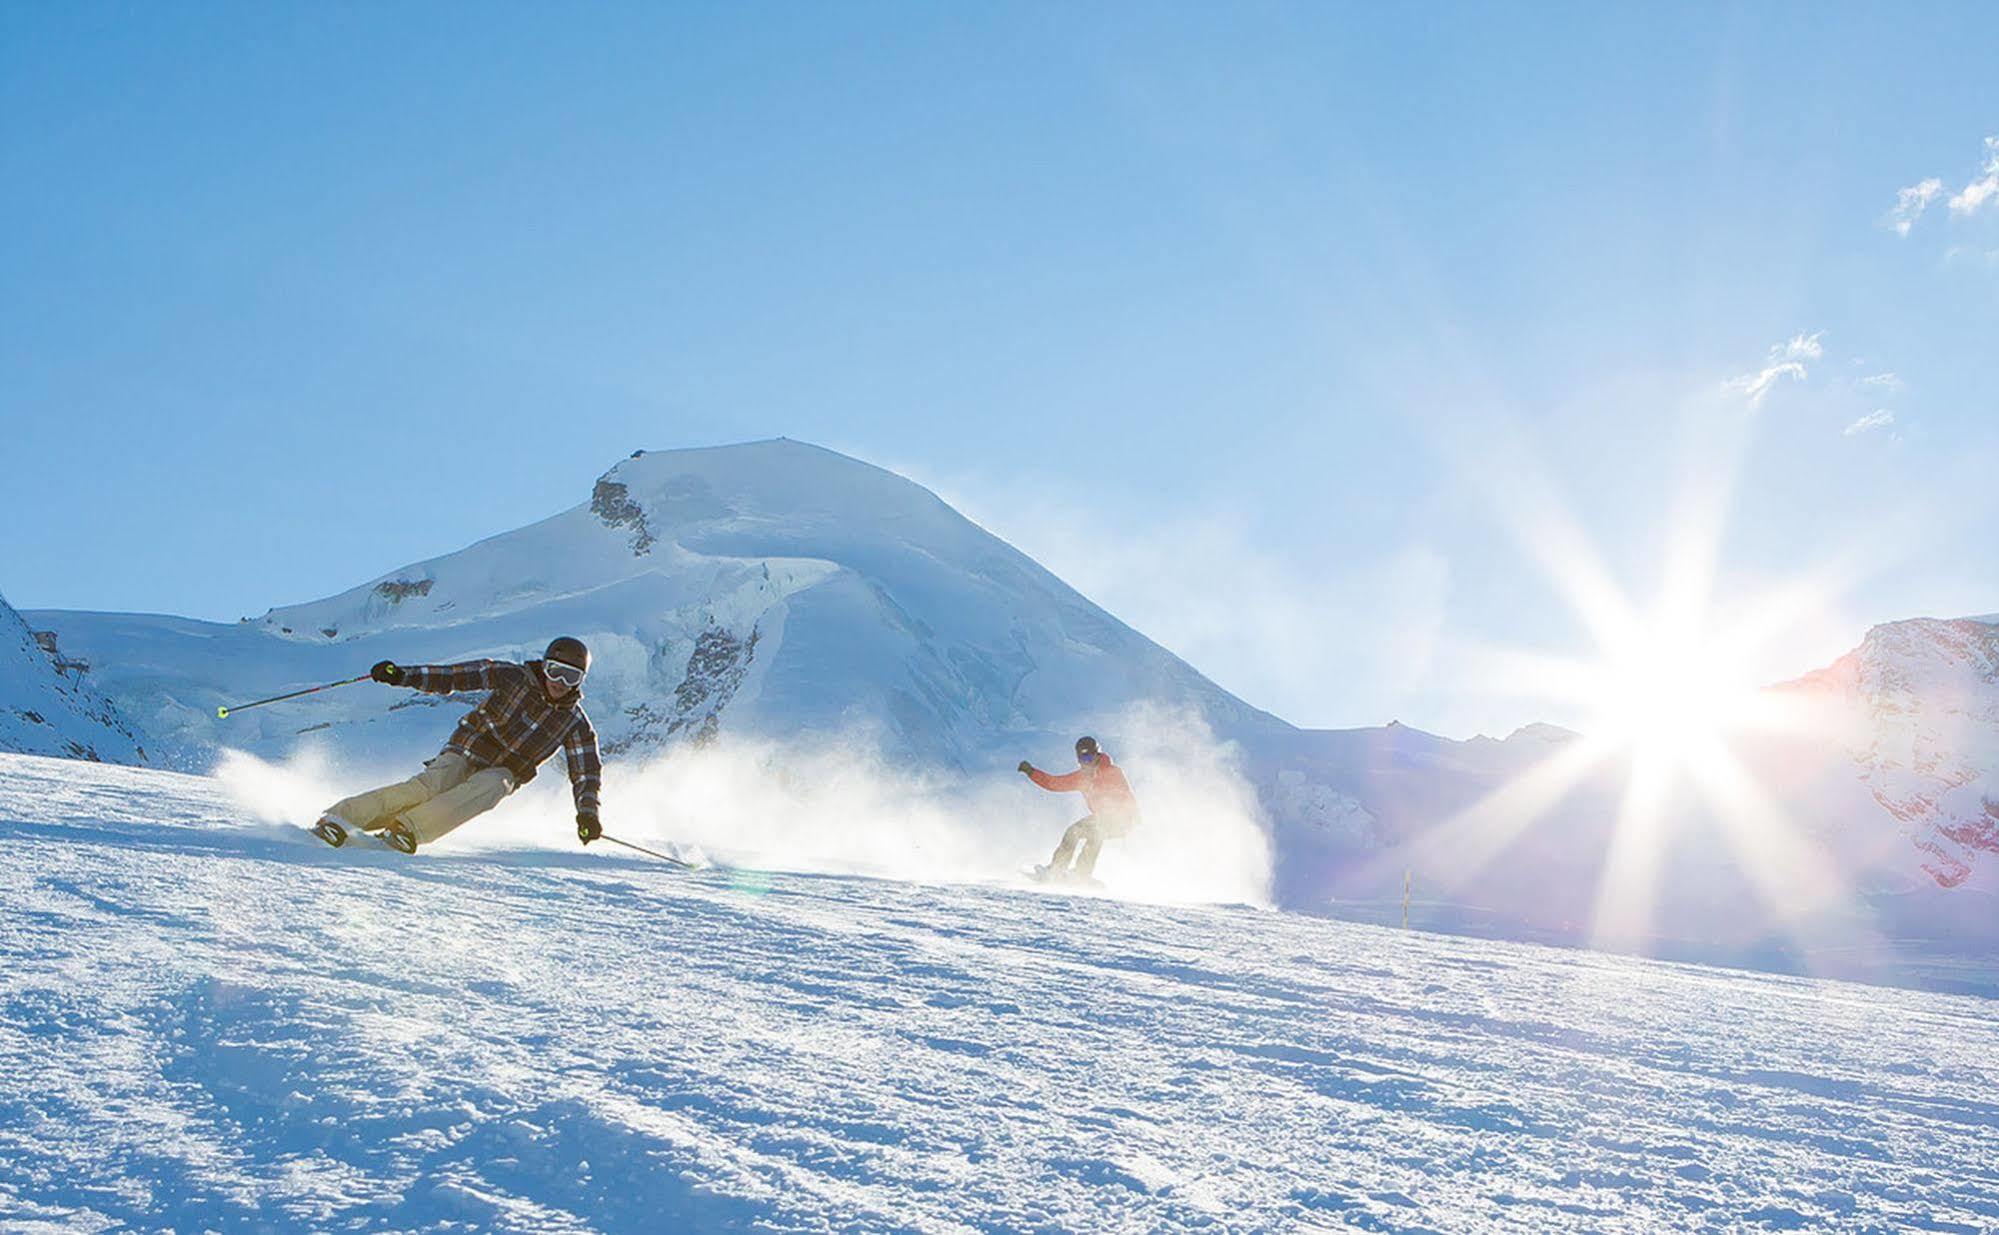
[391,659,519,695]
[564,713,603,843]
[1023,765,1085,793]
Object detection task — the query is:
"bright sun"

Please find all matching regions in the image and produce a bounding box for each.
[1583,619,1764,766]
[1411,587,1848,960]
[1391,406,1862,961]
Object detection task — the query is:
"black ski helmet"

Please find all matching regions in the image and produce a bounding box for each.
[545,636,591,673]
[1074,735,1099,758]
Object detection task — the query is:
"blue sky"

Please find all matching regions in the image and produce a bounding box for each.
[4,4,1994,737]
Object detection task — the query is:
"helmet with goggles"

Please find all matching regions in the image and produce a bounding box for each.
[543,636,590,687]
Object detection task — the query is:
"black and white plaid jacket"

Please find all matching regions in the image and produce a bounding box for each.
[402,660,601,815]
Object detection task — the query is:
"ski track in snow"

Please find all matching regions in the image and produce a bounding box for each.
[2,754,1997,1233]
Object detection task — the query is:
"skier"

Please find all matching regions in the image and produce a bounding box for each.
[311,636,603,854]
[1018,735,1139,881]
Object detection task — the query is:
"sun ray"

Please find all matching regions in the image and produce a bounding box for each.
[1676,734,1893,973]
[1424,411,1645,655]
[1588,746,1677,953]
[1392,734,1617,898]
[1404,349,1947,971]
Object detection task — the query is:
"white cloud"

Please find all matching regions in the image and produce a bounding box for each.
[1947,136,1999,217]
[1777,331,1824,361]
[1842,409,1895,436]
[1893,137,1999,234]
[1859,372,1904,393]
[1724,332,1823,407]
[1887,178,1944,236]
[1725,362,1806,406]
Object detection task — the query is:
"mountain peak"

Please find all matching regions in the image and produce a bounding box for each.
[593,438,952,537]
[1503,722,1580,744]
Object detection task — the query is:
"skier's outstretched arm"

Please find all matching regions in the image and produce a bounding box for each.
[565,715,604,844]
[392,659,511,695]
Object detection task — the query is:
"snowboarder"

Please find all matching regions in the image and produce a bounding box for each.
[312,636,603,854]
[1018,735,1139,881]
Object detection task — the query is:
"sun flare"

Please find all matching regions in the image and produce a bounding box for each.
[1582,619,1766,767]
[1428,580,1864,960]
[1409,402,1877,965]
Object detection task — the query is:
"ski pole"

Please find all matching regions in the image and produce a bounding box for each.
[599,833,695,869]
[216,673,373,718]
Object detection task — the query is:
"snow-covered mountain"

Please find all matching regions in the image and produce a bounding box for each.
[1783,615,1999,889]
[0,591,148,764]
[30,440,1285,774]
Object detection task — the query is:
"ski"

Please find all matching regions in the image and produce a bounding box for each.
[304,819,405,853]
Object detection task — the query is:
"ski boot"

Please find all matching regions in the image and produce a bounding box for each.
[311,817,348,848]
[382,820,419,855]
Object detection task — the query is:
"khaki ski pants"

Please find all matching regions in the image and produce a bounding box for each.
[323,751,517,845]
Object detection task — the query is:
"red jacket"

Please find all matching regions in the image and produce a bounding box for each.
[1029,752,1139,819]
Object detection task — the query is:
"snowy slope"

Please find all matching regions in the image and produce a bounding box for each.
[5,751,1999,1234]
[0,591,148,763]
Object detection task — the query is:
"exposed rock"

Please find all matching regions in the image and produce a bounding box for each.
[374,579,434,604]
[670,626,759,744]
[590,479,654,556]
[605,626,758,755]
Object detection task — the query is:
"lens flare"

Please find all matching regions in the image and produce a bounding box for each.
[1411,390,1905,971]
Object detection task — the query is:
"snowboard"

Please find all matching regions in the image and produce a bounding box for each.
[1026,862,1104,890]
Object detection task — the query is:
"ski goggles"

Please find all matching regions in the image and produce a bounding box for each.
[1078,751,1099,764]
[544,660,587,687]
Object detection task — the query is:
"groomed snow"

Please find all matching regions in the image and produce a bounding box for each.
[3,751,1997,1233]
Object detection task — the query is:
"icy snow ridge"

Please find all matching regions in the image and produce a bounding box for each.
[4,751,1999,1233]
[0,592,148,763]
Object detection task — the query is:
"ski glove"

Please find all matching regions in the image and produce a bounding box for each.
[370,660,406,685]
[576,812,602,845]
[1017,760,1033,775]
